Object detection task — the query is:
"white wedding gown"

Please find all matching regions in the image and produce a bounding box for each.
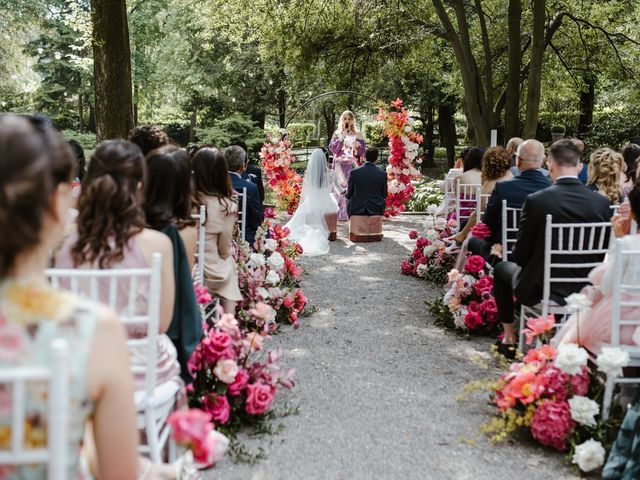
[285,149,339,257]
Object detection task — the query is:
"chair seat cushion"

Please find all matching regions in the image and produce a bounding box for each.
[349,215,383,242]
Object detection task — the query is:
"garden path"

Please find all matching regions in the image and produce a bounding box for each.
[211,216,578,480]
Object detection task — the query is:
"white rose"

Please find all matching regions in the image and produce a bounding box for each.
[424,245,437,257]
[265,270,280,286]
[554,343,589,375]
[596,347,630,378]
[248,253,266,268]
[568,396,600,427]
[425,229,438,240]
[256,287,270,300]
[416,264,429,278]
[213,359,238,384]
[267,252,285,270]
[426,204,439,216]
[565,293,592,315]
[264,238,279,251]
[571,439,606,472]
[404,125,411,133]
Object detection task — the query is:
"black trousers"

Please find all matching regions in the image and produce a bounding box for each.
[493,261,521,324]
[468,237,490,258]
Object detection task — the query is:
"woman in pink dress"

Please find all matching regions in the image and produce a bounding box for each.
[328,110,366,221]
[554,185,640,354]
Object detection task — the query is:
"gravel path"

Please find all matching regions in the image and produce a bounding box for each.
[211,216,579,480]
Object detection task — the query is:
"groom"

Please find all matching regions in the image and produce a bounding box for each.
[346,147,388,217]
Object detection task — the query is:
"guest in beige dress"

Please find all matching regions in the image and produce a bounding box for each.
[192,147,243,313]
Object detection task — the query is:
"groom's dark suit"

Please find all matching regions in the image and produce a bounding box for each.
[346,162,388,217]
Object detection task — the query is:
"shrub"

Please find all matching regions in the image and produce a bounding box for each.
[163,122,191,146]
[407,179,443,212]
[60,129,97,151]
[197,114,265,157]
[287,123,315,147]
[363,121,386,146]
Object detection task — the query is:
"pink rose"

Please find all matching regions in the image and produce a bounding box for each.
[464,303,484,330]
[283,296,294,308]
[228,369,249,396]
[204,394,231,425]
[480,297,498,323]
[194,284,213,305]
[401,260,414,275]
[201,331,234,364]
[408,230,419,240]
[0,325,25,362]
[464,255,486,274]
[168,408,213,446]
[471,222,491,240]
[245,383,276,415]
[530,399,575,450]
[474,276,494,295]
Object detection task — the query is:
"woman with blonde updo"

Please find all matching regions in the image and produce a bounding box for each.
[328,110,367,220]
[587,147,624,204]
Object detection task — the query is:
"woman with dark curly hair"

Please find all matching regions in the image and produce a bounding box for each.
[128,124,173,156]
[451,147,513,245]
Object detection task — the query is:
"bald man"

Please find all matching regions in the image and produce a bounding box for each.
[468,139,551,258]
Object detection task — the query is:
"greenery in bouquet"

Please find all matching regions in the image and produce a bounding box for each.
[407,180,444,213]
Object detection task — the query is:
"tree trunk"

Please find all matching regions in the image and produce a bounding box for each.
[88,101,96,133]
[505,0,522,139]
[578,74,595,138]
[422,107,436,169]
[78,93,84,132]
[522,0,546,139]
[133,82,139,126]
[189,111,197,143]
[438,101,457,169]
[91,0,134,141]
[322,104,336,146]
[278,88,286,129]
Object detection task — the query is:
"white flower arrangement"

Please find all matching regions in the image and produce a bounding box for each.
[596,347,630,378]
[568,396,600,427]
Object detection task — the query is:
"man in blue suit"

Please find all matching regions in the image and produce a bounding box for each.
[346,148,388,217]
[468,139,551,257]
[224,145,264,247]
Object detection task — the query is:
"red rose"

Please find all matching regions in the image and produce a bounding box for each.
[401,260,414,275]
[474,276,494,295]
[416,237,429,250]
[245,383,276,415]
[408,230,419,240]
[465,255,486,274]
[480,297,498,323]
[228,369,249,396]
[283,296,294,308]
[204,394,230,425]
[464,310,484,330]
[471,222,492,240]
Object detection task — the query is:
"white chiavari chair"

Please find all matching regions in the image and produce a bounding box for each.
[454,180,481,233]
[0,339,70,479]
[442,169,462,214]
[191,204,206,287]
[501,200,522,261]
[237,187,247,242]
[602,238,640,419]
[518,216,612,351]
[477,192,492,219]
[46,254,176,463]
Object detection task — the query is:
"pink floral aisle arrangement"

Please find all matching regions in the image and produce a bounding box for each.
[401,216,457,284]
[479,319,630,474]
[435,255,499,334]
[260,135,303,215]
[167,409,229,467]
[235,222,307,330]
[187,311,295,432]
[376,98,423,217]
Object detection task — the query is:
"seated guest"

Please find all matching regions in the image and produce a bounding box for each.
[145,145,202,380]
[451,146,513,245]
[453,147,470,170]
[346,147,388,217]
[571,138,589,184]
[128,124,172,156]
[506,137,523,176]
[492,140,611,356]
[587,147,624,204]
[554,184,640,355]
[233,140,265,203]
[621,142,640,195]
[192,147,242,313]
[224,145,264,246]
[0,115,139,479]
[468,140,551,257]
[453,146,484,189]
[55,139,180,391]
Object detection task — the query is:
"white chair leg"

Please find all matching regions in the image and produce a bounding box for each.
[602,376,615,421]
[146,411,162,464]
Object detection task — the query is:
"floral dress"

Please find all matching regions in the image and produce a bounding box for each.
[0,280,97,479]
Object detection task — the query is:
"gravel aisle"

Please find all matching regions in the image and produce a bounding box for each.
[211,216,578,480]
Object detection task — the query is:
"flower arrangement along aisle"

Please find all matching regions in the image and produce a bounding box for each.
[401,208,457,284]
[430,254,499,334]
[235,222,307,330]
[480,319,629,474]
[376,98,423,217]
[260,134,302,215]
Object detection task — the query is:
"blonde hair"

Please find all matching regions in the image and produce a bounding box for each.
[588,147,623,204]
[337,110,357,135]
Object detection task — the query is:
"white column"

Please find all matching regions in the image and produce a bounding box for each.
[490,129,498,147]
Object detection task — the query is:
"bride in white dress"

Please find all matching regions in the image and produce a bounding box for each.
[285,149,339,257]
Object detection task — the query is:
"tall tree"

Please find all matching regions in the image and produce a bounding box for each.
[504,0,522,139]
[522,0,546,139]
[90,0,133,140]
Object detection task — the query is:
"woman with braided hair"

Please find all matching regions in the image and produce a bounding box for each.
[587,147,624,204]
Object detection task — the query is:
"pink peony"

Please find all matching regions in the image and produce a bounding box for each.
[480,297,498,323]
[541,365,570,400]
[204,394,231,425]
[245,383,276,415]
[530,399,575,451]
[522,315,556,345]
[524,344,556,364]
[228,369,250,396]
[408,230,419,240]
[471,222,491,240]
[474,276,494,296]
[464,255,486,274]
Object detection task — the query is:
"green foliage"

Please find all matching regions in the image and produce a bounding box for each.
[427,297,456,331]
[363,121,385,147]
[287,123,315,147]
[407,180,443,212]
[196,114,265,153]
[61,129,96,150]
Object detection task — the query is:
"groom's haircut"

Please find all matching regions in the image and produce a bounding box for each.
[365,148,379,163]
[548,139,581,167]
[224,145,246,172]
